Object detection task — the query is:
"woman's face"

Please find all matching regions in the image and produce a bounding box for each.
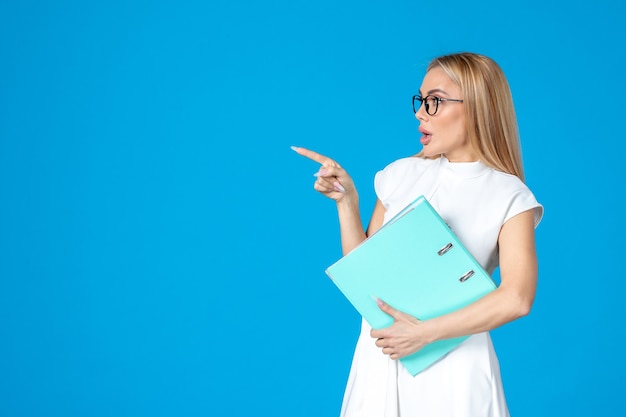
[415,67,476,162]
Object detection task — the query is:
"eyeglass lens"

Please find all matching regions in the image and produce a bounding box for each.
[413,96,438,115]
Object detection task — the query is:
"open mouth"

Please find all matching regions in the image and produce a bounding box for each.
[419,127,432,145]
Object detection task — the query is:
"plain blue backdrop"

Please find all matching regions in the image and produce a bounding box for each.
[1,0,624,415]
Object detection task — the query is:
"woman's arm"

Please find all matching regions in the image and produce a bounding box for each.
[336,197,386,255]
[292,147,386,254]
[371,209,538,359]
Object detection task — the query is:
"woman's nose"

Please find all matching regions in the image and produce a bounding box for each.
[415,107,427,122]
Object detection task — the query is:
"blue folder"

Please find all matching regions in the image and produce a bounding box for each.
[325,195,496,376]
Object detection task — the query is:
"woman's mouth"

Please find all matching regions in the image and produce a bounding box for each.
[419,127,432,145]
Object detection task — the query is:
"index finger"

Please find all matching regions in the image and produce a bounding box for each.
[291,146,334,166]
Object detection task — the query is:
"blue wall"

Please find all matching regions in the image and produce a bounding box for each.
[1,1,623,415]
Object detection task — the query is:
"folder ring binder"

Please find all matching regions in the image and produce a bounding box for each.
[459,270,475,282]
[325,195,497,376]
[437,243,454,256]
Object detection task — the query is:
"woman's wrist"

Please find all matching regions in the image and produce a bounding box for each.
[419,318,440,345]
[335,191,358,208]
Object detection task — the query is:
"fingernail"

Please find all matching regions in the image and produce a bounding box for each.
[371,295,383,307]
[334,181,346,193]
[290,146,299,152]
[314,168,328,177]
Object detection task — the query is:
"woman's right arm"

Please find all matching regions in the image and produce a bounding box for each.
[365,199,386,236]
[292,146,386,255]
[336,197,385,255]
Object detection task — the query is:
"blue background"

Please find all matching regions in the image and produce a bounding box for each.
[1,0,624,415]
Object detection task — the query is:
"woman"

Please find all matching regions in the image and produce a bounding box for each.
[292,52,543,417]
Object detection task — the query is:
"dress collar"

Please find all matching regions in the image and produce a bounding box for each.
[438,155,489,178]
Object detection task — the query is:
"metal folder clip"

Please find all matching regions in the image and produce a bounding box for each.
[459,270,475,282]
[437,243,453,256]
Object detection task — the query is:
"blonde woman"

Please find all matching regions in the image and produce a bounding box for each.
[293,52,543,417]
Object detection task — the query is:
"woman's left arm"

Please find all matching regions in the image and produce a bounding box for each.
[371,209,538,360]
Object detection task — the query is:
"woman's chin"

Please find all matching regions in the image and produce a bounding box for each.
[420,146,441,158]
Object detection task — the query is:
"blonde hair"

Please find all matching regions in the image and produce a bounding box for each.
[418,52,525,181]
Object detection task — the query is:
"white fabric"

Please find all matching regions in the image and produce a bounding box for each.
[339,156,543,417]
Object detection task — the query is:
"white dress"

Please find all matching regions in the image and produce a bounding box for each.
[340,156,543,417]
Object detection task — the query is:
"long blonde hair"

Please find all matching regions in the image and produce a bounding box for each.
[418,52,525,181]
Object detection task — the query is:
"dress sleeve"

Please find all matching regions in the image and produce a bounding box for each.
[503,186,544,227]
[373,165,393,208]
[373,158,417,209]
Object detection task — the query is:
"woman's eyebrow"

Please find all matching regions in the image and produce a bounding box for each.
[426,88,449,96]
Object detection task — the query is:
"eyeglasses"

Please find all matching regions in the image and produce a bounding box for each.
[412,95,464,116]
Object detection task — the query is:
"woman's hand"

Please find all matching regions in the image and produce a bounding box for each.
[291,146,356,203]
[370,298,431,360]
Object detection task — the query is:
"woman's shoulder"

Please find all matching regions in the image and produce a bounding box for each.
[485,167,533,194]
[483,168,544,226]
[379,155,437,176]
[374,156,438,204]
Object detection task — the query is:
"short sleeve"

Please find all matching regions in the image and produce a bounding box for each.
[373,163,395,208]
[373,157,435,211]
[503,187,544,228]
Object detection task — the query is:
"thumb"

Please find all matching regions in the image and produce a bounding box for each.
[373,297,405,321]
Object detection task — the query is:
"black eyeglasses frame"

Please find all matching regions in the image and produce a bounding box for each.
[412,95,464,116]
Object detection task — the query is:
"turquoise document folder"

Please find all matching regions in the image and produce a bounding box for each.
[325,195,496,376]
